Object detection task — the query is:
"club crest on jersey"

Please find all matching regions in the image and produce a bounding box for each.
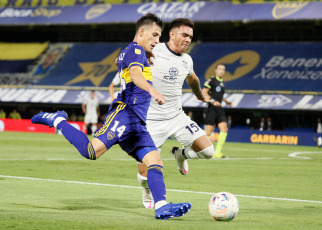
[182,61,188,69]
[169,67,179,76]
[107,131,115,140]
[216,86,221,92]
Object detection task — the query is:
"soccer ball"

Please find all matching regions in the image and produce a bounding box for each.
[208,192,239,221]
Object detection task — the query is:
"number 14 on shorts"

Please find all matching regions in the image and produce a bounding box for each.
[111,120,126,137]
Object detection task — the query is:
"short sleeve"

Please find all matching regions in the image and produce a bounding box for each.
[112,72,120,85]
[204,79,212,89]
[123,45,146,70]
[188,58,194,76]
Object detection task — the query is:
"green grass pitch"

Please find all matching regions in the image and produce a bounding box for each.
[0,131,321,229]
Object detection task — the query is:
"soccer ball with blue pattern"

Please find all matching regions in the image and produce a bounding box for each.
[208,192,239,221]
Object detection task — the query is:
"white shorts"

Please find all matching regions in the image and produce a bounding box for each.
[84,114,98,124]
[146,112,206,151]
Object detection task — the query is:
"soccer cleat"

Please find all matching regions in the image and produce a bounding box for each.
[155,202,191,220]
[31,111,68,128]
[213,153,226,158]
[141,188,154,209]
[171,147,188,175]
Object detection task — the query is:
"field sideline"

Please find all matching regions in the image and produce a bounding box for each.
[1,131,321,229]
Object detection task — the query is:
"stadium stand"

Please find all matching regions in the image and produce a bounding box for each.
[36,43,125,87]
[0,42,48,73]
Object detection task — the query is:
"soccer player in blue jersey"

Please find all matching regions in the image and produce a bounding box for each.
[31,13,191,220]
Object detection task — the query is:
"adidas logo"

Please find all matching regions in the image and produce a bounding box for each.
[42,113,57,119]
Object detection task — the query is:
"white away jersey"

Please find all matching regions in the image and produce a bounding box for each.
[112,72,120,86]
[83,97,99,116]
[147,43,193,120]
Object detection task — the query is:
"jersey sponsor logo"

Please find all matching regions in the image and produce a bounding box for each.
[272,2,308,19]
[163,75,177,81]
[205,50,260,82]
[85,4,111,20]
[162,67,178,84]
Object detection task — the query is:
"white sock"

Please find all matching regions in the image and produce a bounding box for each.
[53,117,66,128]
[155,200,168,210]
[137,173,149,190]
[92,125,97,134]
[182,146,199,159]
[181,146,214,159]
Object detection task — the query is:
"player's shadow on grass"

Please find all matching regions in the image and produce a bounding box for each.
[59,197,152,218]
[60,197,138,210]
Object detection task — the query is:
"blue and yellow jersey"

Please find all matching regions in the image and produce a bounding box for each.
[113,41,152,123]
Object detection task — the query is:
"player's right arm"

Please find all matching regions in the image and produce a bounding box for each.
[82,103,86,114]
[109,82,116,101]
[129,66,164,105]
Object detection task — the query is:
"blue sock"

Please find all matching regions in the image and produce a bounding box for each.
[57,120,96,160]
[147,164,166,204]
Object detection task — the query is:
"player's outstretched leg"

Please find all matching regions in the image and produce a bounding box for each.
[155,203,191,220]
[171,147,188,175]
[31,111,67,128]
[31,111,97,160]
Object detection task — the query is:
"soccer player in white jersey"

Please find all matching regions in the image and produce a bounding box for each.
[137,18,214,209]
[109,72,120,102]
[82,90,100,134]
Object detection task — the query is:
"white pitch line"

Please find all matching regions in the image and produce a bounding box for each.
[1,175,321,204]
[0,157,311,161]
[288,151,322,159]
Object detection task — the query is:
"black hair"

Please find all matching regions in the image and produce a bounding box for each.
[168,18,194,31]
[136,13,163,33]
[216,64,225,69]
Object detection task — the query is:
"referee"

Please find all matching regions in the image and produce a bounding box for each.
[202,64,232,158]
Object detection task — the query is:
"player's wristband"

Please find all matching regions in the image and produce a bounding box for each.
[210,99,215,104]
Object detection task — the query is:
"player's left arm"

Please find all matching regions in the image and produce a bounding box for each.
[186,72,211,103]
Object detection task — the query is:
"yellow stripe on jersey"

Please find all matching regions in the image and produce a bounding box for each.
[142,67,153,81]
[94,104,126,137]
[128,62,144,69]
[121,66,152,83]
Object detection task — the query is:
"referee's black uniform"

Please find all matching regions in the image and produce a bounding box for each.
[203,76,227,125]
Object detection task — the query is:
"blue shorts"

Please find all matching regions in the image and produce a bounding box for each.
[94,103,157,162]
